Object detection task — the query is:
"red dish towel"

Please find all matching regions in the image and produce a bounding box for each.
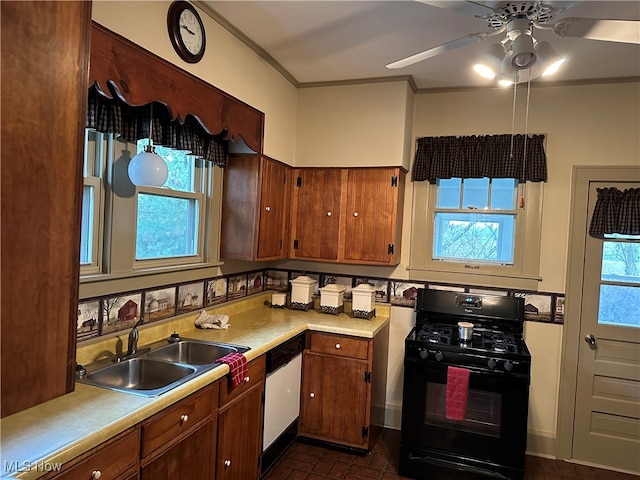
[217,352,248,387]
[446,366,471,421]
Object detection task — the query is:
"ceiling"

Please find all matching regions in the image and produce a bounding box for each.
[199,1,640,91]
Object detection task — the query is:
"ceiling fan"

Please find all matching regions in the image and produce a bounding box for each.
[386,1,640,82]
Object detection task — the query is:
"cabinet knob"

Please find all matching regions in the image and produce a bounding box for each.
[326,211,332,217]
[353,212,359,217]
[244,376,250,383]
[309,392,315,398]
[335,343,341,349]
[224,460,231,467]
[91,471,102,480]
[265,206,271,211]
[180,414,189,424]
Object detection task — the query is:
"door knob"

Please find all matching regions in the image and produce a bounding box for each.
[326,211,332,217]
[224,460,231,467]
[309,392,315,398]
[584,334,597,348]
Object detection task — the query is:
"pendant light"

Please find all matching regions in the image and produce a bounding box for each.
[128,103,168,187]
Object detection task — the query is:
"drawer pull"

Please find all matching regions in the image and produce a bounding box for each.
[91,471,102,480]
[309,392,315,398]
[335,343,341,349]
[180,414,189,424]
[224,460,231,467]
[244,376,250,383]
[265,206,271,211]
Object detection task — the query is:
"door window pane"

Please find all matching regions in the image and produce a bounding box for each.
[601,239,640,284]
[135,193,199,260]
[598,285,640,327]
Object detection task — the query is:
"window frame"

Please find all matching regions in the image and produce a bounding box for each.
[79,131,223,293]
[409,178,543,289]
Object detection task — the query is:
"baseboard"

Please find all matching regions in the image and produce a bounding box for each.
[383,402,403,430]
[526,431,557,458]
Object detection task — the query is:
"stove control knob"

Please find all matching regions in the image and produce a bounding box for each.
[419,348,428,360]
[504,360,514,372]
[487,358,497,369]
[434,351,444,362]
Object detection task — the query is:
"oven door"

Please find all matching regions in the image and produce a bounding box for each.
[400,355,530,478]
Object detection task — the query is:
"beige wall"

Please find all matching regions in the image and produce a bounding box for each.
[92,1,640,457]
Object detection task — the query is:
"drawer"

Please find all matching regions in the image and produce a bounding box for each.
[219,355,265,407]
[52,428,139,480]
[308,332,369,360]
[141,386,214,459]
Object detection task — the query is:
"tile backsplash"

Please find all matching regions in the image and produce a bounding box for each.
[77,268,565,343]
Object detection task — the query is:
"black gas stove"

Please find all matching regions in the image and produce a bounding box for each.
[400,288,532,480]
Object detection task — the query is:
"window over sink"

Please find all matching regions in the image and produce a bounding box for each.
[80,130,222,282]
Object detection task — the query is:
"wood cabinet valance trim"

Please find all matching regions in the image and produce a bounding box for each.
[89,22,264,153]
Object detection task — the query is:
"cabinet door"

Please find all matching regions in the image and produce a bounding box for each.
[141,420,213,480]
[257,158,290,259]
[342,168,404,264]
[290,169,342,261]
[217,383,264,480]
[1,0,91,418]
[299,352,370,449]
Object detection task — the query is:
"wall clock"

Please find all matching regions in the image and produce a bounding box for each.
[167,1,206,63]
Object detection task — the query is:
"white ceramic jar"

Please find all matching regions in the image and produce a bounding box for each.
[289,275,317,311]
[351,283,377,319]
[319,283,347,315]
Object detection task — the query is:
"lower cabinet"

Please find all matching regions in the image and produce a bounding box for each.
[299,329,388,451]
[216,356,266,480]
[46,427,140,480]
[140,385,217,480]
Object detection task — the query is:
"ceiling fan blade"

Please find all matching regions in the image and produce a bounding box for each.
[386,33,485,69]
[416,1,497,18]
[552,18,640,44]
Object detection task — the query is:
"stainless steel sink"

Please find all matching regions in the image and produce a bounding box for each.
[76,337,250,397]
[80,358,197,397]
[147,339,249,365]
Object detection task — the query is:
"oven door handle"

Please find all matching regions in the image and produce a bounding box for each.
[408,453,510,479]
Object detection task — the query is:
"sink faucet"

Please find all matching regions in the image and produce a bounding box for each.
[126,317,144,358]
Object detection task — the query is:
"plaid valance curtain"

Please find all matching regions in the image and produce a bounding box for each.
[87,84,228,166]
[589,187,640,238]
[412,134,547,183]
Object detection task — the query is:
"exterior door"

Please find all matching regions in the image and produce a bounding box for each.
[572,180,640,473]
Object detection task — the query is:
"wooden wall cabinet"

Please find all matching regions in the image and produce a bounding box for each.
[290,167,405,265]
[216,356,265,480]
[299,328,389,451]
[221,155,291,261]
[1,1,92,418]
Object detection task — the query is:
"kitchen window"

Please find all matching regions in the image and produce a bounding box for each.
[408,134,546,290]
[80,130,222,280]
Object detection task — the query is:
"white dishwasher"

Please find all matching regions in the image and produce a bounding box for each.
[261,333,304,476]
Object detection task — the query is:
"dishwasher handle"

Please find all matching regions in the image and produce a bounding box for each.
[266,333,304,374]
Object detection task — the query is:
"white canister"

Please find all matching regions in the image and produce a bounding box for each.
[351,283,377,320]
[319,283,347,315]
[289,275,317,311]
[271,292,287,308]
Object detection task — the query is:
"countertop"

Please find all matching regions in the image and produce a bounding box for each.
[0,293,390,479]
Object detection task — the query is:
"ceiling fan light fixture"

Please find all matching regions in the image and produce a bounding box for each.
[511,33,537,69]
[535,41,566,76]
[473,43,505,79]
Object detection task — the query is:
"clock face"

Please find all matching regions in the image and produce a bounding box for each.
[168,1,206,63]
[179,9,203,55]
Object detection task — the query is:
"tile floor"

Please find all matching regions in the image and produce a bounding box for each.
[263,428,638,480]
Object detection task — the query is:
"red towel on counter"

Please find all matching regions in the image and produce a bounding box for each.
[446,366,470,421]
[217,352,248,387]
